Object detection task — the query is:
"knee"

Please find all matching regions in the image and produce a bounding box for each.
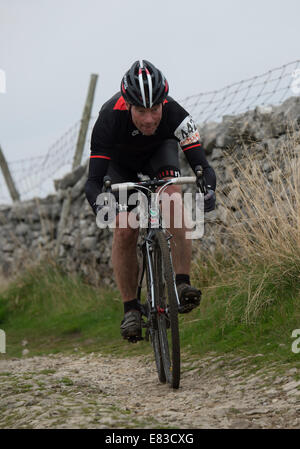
[113,222,139,247]
[159,184,183,211]
[158,182,182,199]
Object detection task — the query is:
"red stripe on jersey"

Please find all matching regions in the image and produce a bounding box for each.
[182,143,202,152]
[113,96,127,111]
[163,99,168,104]
[90,155,111,160]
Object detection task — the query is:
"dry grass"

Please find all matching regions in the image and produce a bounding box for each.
[223,139,299,264]
[0,275,13,294]
[195,129,300,323]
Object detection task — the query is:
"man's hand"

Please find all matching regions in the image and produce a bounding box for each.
[94,199,117,227]
[204,189,216,212]
[94,204,105,215]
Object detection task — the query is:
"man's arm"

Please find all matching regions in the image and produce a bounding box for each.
[85,154,110,214]
[182,142,216,191]
[174,114,216,191]
[84,112,113,214]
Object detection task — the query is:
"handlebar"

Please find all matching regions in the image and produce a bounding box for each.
[103,165,207,194]
[108,176,196,193]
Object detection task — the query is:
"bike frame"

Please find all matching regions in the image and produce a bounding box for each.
[108,175,204,313]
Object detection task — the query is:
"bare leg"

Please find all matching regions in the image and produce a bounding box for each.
[111,213,139,303]
[159,183,201,313]
[159,184,192,276]
[170,216,192,276]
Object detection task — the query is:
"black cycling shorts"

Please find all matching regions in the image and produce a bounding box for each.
[106,139,181,213]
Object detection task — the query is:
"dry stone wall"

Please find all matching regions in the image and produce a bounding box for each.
[0,96,299,286]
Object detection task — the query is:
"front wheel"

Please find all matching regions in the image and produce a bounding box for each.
[153,231,180,389]
[144,247,166,384]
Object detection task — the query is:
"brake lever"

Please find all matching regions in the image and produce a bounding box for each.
[102,175,112,205]
[194,165,207,195]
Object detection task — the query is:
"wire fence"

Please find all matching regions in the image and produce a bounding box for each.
[0,120,95,204]
[179,59,300,123]
[1,59,300,205]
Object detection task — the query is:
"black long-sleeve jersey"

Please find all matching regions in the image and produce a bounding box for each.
[85,92,216,210]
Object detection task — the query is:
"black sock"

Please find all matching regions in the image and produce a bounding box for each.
[124,298,140,313]
[176,274,190,286]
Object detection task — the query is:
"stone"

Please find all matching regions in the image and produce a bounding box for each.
[54,163,87,191]
[211,148,223,161]
[81,237,97,251]
[282,381,300,392]
[15,223,29,236]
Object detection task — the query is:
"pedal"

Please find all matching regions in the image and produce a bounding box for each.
[178,303,194,314]
[126,335,144,343]
[178,296,201,314]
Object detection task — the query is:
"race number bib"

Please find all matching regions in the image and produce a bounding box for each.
[174,115,200,147]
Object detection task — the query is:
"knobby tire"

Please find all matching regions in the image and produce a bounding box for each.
[153,231,180,389]
[144,244,166,384]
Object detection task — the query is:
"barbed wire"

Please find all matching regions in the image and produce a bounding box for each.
[0,59,299,205]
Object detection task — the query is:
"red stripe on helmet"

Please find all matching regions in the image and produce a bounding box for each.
[113,96,127,111]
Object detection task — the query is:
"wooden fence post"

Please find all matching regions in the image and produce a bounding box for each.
[55,187,72,256]
[72,73,98,170]
[0,144,20,202]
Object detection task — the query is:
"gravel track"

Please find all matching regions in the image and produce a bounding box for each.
[0,352,299,429]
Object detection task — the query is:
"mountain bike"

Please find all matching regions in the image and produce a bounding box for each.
[103,166,206,389]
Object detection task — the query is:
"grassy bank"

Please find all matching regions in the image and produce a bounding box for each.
[0,263,130,358]
[0,260,299,369]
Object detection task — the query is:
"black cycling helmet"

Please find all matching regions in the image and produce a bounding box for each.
[121,60,169,108]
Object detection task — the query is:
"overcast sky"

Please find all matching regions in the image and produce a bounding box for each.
[1,0,300,162]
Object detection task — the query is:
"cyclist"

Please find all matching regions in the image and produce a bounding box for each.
[85,60,216,340]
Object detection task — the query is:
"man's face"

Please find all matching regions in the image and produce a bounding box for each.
[127,103,163,136]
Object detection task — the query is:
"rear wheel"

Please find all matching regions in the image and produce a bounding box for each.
[153,231,180,389]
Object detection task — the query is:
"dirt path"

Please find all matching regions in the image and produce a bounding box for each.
[0,352,299,429]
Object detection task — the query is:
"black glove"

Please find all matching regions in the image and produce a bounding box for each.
[94,203,105,215]
[195,170,206,194]
[204,189,216,212]
[93,193,116,220]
